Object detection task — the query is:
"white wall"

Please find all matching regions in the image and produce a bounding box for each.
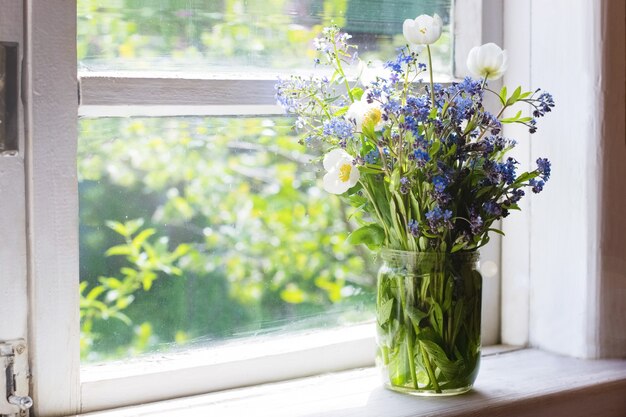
[502,0,626,359]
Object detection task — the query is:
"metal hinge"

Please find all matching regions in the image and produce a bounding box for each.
[0,340,32,417]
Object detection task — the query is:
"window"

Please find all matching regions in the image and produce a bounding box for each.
[9,1,497,414]
[73,2,503,409]
[72,0,499,411]
[17,0,613,415]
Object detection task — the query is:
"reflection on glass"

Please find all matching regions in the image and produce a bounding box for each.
[77,0,452,74]
[78,117,375,362]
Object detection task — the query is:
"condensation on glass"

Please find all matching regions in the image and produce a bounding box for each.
[0,42,18,152]
[77,0,453,75]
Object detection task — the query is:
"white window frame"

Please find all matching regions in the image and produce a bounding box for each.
[73,1,503,412]
[5,0,623,416]
[17,0,500,414]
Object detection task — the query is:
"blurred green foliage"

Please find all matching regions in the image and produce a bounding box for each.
[76,0,451,361]
[77,0,451,72]
[78,117,377,361]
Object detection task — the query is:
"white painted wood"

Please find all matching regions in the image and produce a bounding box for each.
[80,324,376,413]
[525,0,603,359]
[501,0,626,359]
[479,232,500,346]
[71,349,626,417]
[0,1,28,345]
[452,0,482,79]
[79,73,279,107]
[596,0,626,359]
[78,104,284,118]
[23,1,80,415]
[500,0,532,347]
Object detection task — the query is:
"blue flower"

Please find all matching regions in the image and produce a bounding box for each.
[364,149,379,164]
[509,189,525,204]
[425,206,453,230]
[400,177,410,194]
[536,158,551,181]
[412,148,430,166]
[529,178,545,193]
[532,91,555,118]
[499,157,518,185]
[323,117,354,140]
[469,213,483,235]
[408,219,420,237]
[432,175,448,193]
[483,201,502,216]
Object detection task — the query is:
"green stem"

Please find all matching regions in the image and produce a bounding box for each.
[333,45,354,102]
[420,343,441,393]
[359,179,392,243]
[426,45,436,106]
[480,74,488,90]
[398,275,418,389]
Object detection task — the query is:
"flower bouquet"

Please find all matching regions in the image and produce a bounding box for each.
[276,14,554,395]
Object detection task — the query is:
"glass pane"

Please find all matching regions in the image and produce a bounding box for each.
[78,117,375,362]
[77,0,453,75]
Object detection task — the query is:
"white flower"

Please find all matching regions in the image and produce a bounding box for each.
[346,96,384,132]
[322,149,360,195]
[466,43,508,80]
[403,14,443,45]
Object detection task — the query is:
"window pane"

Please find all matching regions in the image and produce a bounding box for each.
[78,117,375,362]
[77,0,453,74]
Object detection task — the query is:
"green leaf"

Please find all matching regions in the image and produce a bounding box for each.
[377,298,394,326]
[351,87,364,101]
[86,286,106,301]
[487,228,505,236]
[132,228,156,249]
[429,140,441,157]
[417,331,463,380]
[105,244,133,257]
[451,241,467,253]
[506,86,522,105]
[515,171,539,185]
[407,307,428,328]
[500,110,522,123]
[333,106,349,117]
[430,303,444,336]
[98,277,122,289]
[105,220,127,237]
[362,121,376,139]
[347,224,385,250]
[499,86,508,105]
[280,285,306,304]
[109,311,132,326]
[142,272,157,290]
[389,168,401,194]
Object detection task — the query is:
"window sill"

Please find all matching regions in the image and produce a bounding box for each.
[72,348,626,417]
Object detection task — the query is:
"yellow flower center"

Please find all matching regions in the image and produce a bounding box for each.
[364,108,382,128]
[419,27,427,34]
[338,164,352,182]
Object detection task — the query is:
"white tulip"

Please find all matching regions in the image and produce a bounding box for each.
[322,149,360,195]
[466,43,508,80]
[346,96,384,132]
[403,14,443,45]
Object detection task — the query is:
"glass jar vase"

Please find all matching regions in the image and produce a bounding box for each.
[376,249,482,395]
